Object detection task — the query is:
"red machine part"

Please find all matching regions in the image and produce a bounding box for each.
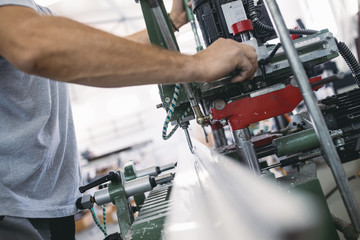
[210,77,322,131]
[252,133,281,148]
[210,122,224,130]
[291,26,301,40]
[231,19,254,35]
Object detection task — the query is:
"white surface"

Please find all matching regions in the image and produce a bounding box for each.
[165,141,323,240]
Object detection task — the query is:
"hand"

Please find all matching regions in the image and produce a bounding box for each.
[192,38,258,83]
[169,0,192,30]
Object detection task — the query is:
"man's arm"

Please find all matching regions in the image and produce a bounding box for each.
[0,5,257,88]
[126,30,150,44]
[126,0,189,44]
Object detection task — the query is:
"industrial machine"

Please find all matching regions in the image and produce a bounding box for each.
[76,162,176,239]
[76,0,360,239]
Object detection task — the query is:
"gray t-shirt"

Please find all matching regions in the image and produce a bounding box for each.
[0,0,82,218]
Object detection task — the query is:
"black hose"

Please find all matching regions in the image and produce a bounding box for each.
[247,0,318,36]
[336,39,360,87]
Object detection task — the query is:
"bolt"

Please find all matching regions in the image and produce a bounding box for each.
[165,97,171,103]
[290,77,298,87]
[202,83,210,91]
[248,84,253,90]
[156,103,163,109]
[335,138,345,147]
[213,99,226,111]
[197,115,210,125]
[197,117,204,125]
[325,32,333,40]
[347,114,355,119]
[330,47,337,53]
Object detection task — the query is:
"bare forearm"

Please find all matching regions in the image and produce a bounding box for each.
[0,6,258,88]
[126,30,150,45]
[0,7,197,87]
[27,17,196,87]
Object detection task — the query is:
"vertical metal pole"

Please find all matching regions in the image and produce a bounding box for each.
[213,128,228,148]
[233,128,261,175]
[264,0,360,232]
[183,0,204,52]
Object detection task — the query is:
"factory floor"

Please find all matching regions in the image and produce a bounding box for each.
[75,159,360,240]
[317,159,360,240]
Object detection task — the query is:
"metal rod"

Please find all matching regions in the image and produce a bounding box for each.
[233,128,261,175]
[181,122,194,153]
[264,0,360,232]
[213,128,228,148]
[190,21,203,51]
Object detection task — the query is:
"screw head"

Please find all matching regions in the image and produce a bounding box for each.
[213,99,226,111]
[325,32,333,39]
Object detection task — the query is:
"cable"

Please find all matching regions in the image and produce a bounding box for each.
[335,39,360,87]
[247,0,318,36]
[90,207,108,237]
[102,205,107,234]
[162,84,181,140]
[162,84,193,140]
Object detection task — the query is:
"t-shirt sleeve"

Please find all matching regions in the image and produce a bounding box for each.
[0,0,38,10]
[0,0,52,15]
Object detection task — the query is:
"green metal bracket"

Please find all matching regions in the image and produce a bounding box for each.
[133,194,146,210]
[139,0,194,123]
[124,161,137,181]
[109,173,134,240]
[277,163,340,240]
[123,161,147,210]
[140,0,179,50]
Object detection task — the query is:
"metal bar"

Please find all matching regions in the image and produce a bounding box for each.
[233,128,261,175]
[264,0,360,232]
[213,128,228,148]
[183,126,194,154]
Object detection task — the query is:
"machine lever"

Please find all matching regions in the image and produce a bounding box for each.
[79,171,121,193]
